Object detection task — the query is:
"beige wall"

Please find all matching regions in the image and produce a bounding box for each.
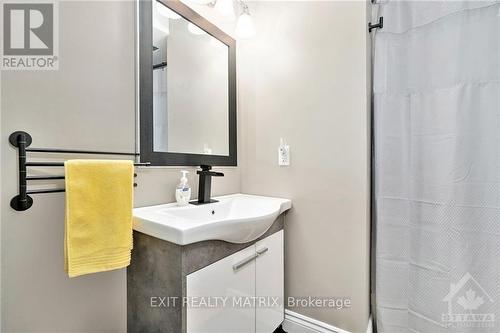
[238,2,371,332]
[0,1,239,332]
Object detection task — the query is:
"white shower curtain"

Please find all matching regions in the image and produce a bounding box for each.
[374,1,500,332]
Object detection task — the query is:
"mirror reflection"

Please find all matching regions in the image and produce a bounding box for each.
[152,1,230,156]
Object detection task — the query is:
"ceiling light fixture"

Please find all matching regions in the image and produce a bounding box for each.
[235,1,255,39]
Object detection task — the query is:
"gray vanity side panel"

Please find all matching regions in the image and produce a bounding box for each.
[127,232,183,333]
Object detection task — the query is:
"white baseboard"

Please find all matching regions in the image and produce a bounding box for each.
[366,316,372,333]
[282,310,373,333]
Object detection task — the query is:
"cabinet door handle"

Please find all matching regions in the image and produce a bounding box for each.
[232,247,270,271]
[256,247,269,256]
[233,253,259,271]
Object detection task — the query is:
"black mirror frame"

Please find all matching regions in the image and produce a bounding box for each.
[139,0,237,166]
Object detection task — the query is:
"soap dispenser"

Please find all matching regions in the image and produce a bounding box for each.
[175,170,191,206]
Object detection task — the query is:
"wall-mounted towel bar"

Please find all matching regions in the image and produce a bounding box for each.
[153,61,167,70]
[9,131,150,211]
[25,147,143,156]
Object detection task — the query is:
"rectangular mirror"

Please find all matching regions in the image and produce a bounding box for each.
[139,0,237,166]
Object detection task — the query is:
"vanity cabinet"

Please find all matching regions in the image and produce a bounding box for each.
[128,215,286,333]
[186,231,284,333]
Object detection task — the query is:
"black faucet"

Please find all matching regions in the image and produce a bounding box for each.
[191,165,224,205]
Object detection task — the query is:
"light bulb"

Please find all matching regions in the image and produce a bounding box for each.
[214,0,235,20]
[188,22,205,35]
[236,12,255,39]
[156,1,181,19]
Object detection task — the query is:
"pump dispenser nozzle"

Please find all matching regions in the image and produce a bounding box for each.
[181,170,189,184]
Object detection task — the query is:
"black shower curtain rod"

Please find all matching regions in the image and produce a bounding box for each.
[369,17,384,33]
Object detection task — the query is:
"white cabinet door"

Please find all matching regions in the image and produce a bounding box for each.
[255,230,284,333]
[187,245,256,333]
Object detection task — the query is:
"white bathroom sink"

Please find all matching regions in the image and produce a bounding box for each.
[133,194,292,245]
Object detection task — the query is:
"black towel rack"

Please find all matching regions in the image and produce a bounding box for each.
[153,61,167,70]
[9,131,150,211]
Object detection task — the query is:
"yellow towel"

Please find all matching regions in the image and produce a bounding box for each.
[64,160,134,278]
